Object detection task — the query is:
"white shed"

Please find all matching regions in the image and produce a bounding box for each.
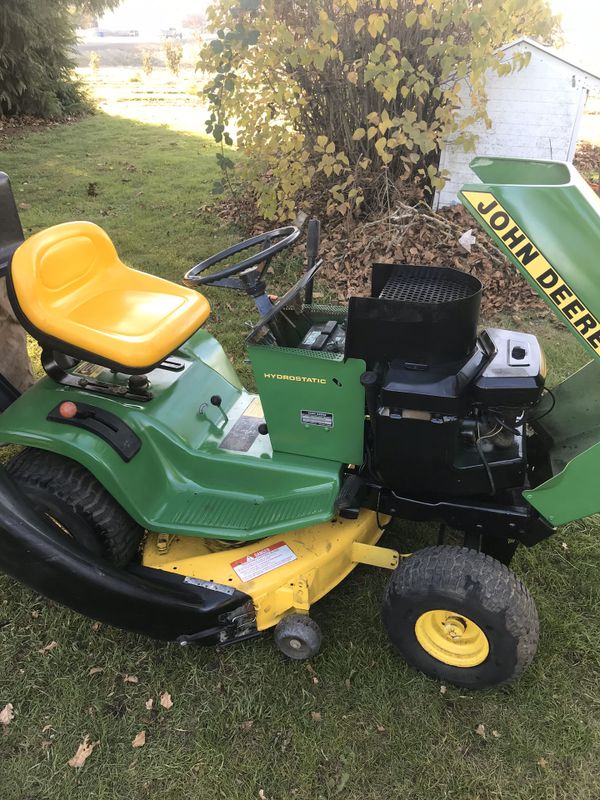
[434,37,600,209]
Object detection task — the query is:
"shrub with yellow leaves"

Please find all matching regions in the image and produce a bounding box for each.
[200,0,558,219]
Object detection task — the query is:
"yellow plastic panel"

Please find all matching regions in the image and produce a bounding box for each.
[11,221,210,369]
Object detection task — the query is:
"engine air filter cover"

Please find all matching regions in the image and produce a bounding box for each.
[378,269,476,304]
[345,263,482,366]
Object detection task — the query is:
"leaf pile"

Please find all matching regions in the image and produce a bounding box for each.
[213,192,550,318]
[574,141,600,184]
[317,203,549,318]
[0,115,69,146]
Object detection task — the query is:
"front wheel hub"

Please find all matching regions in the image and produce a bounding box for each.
[414,609,489,667]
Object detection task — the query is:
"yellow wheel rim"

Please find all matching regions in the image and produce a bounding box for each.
[414,609,489,668]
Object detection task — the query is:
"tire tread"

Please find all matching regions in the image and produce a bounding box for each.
[383,545,539,687]
[7,447,143,567]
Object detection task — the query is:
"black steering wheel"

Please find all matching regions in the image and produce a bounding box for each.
[184,226,300,290]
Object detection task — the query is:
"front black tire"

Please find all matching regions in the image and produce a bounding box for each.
[7,448,143,567]
[382,546,539,689]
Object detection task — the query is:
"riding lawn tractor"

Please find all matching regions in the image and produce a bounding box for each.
[0,156,599,689]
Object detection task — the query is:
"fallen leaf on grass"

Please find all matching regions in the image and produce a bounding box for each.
[68,735,99,768]
[375,723,386,733]
[310,711,322,722]
[91,622,101,632]
[475,724,486,738]
[132,730,146,748]
[160,692,173,710]
[537,757,548,768]
[240,720,254,732]
[123,674,138,684]
[0,703,14,731]
[458,229,476,252]
[88,667,103,676]
[145,698,153,710]
[38,641,58,655]
[42,724,53,733]
[492,730,501,738]
[306,664,319,684]
[41,739,52,750]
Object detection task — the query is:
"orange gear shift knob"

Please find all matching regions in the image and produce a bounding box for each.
[58,401,78,419]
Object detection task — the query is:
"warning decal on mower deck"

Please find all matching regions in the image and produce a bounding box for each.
[462,190,600,357]
[231,541,297,583]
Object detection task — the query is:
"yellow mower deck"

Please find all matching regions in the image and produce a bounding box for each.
[143,510,397,630]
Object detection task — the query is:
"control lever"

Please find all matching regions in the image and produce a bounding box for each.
[304,219,320,305]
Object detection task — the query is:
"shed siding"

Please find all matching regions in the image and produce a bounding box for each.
[435,45,586,209]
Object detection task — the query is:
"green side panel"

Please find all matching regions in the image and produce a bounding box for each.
[526,360,600,525]
[0,329,342,541]
[459,157,600,362]
[248,343,365,464]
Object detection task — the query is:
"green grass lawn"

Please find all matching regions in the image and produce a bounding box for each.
[1,113,600,800]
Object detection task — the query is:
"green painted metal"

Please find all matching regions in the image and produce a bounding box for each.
[460,157,600,525]
[0,329,342,541]
[525,360,600,525]
[248,341,365,465]
[460,157,600,361]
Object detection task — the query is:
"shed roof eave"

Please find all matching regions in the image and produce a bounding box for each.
[440,37,600,90]
[497,37,600,85]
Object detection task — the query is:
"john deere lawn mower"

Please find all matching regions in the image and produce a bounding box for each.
[0,156,599,689]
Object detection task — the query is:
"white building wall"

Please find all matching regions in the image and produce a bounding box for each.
[435,43,589,209]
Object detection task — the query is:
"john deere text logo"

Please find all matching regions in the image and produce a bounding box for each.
[462,191,600,356]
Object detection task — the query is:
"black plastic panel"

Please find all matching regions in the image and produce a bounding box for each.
[47,401,142,461]
[345,264,482,367]
[0,467,252,642]
[0,172,24,277]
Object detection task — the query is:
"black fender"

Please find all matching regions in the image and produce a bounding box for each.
[0,466,253,642]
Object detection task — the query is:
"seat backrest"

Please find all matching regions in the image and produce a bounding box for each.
[0,172,24,277]
[9,221,118,319]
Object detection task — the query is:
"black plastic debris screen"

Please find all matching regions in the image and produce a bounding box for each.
[379,268,476,304]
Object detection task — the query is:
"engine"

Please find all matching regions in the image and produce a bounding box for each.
[345,264,546,497]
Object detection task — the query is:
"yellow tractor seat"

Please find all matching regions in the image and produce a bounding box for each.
[8,221,210,373]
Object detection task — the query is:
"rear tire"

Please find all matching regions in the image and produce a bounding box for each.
[7,447,143,567]
[382,545,539,689]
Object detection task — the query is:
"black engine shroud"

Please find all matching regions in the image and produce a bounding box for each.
[346,264,546,498]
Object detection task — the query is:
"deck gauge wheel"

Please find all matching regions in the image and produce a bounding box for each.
[274,613,322,660]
